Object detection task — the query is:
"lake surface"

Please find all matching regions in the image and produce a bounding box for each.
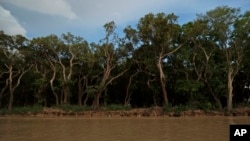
[0,117,249,141]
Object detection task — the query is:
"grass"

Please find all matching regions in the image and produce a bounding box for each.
[0,105,43,115]
[0,104,131,115]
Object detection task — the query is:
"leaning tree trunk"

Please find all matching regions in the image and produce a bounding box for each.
[204,81,223,110]
[124,72,138,106]
[50,80,59,105]
[156,58,168,106]
[160,77,168,105]
[48,61,59,105]
[0,78,9,107]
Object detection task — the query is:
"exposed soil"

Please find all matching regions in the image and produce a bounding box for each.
[1,107,250,118]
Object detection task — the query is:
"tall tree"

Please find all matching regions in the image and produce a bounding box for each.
[91,21,128,108]
[0,33,32,111]
[59,33,88,104]
[233,11,250,103]
[30,35,62,105]
[136,13,184,105]
[182,21,223,110]
[198,6,244,111]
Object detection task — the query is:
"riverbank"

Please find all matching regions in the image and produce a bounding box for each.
[1,106,250,118]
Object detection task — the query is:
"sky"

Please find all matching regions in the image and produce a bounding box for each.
[0,0,249,43]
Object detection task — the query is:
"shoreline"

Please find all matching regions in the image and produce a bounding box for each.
[1,107,250,118]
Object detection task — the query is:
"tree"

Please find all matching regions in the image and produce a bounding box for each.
[182,21,223,110]
[91,21,128,108]
[136,13,184,105]
[59,33,88,104]
[0,32,32,111]
[30,35,62,105]
[233,11,250,104]
[122,26,140,106]
[198,6,244,111]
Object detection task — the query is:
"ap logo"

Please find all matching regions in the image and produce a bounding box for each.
[234,129,247,136]
[230,125,250,141]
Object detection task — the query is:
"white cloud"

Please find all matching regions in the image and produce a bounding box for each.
[70,0,250,27]
[70,0,167,27]
[0,5,26,35]
[68,0,218,28]
[1,0,249,41]
[3,0,77,20]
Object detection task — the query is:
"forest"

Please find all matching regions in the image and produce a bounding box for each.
[0,6,250,112]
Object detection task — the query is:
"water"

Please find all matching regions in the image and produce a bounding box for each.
[0,117,249,141]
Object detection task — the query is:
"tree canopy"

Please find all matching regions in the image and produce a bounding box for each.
[0,6,250,111]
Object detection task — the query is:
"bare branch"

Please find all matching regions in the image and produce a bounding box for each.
[105,69,128,88]
[162,43,185,58]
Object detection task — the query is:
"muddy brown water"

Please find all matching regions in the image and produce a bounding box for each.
[0,117,249,141]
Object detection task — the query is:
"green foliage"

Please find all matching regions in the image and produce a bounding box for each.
[197,102,215,111]
[85,86,98,97]
[32,78,48,86]
[176,80,203,93]
[0,105,43,115]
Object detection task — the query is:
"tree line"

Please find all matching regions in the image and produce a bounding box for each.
[1,6,250,111]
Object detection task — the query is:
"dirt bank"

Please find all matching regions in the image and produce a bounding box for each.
[1,107,250,118]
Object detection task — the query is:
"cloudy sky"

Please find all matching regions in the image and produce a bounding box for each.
[0,0,249,42]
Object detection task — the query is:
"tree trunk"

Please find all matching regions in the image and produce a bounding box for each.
[77,77,84,106]
[160,77,168,105]
[8,87,14,111]
[204,81,222,110]
[78,95,82,106]
[124,72,138,106]
[227,68,234,111]
[78,85,83,106]
[63,85,71,104]
[124,94,131,107]
[153,94,158,106]
[50,81,59,105]
[8,91,14,111]
[83,93,89,106]
[7,65,31,111]
[0,78,9,107]
[7,65,13,111]
[92,91,102,108]
[49,66,59,105]
[156,59,168,105]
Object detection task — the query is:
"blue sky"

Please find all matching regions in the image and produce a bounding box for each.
[0,0,249,43]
